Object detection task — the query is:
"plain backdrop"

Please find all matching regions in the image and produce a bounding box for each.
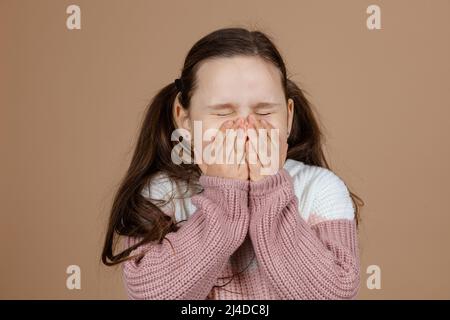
[1,0,449,299]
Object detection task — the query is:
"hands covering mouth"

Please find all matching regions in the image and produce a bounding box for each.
[198,114,288,181]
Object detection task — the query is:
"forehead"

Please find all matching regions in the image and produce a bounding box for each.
[192,56,285,106]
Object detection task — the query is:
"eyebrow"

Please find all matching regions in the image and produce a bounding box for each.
[207,102,282,110]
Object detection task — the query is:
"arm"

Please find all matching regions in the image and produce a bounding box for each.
[248,168,360,300]
[122,175,250,300]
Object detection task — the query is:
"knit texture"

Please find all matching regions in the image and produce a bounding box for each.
[122,159,360,300]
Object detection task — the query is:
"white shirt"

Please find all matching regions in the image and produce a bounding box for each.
[141,159,355,226]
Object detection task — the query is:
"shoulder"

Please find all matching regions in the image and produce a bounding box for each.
[140,172,178,218]
[141,172,174,201]
[141,171,198,221]
[283,159,355,225]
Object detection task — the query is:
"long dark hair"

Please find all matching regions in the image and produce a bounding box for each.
[101,27,364,293]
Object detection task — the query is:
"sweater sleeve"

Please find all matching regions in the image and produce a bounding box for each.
[122,175,250,300]
[248,168,360,300]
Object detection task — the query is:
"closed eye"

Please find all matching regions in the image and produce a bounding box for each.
[215,112,234,116]
[256,112,272,116]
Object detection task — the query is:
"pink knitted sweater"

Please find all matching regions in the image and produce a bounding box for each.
[122,167,360,300]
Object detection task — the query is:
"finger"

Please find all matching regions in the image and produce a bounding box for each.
[252,116,264,134]
[236,127,246,167]
[247,123,260,165]
[246,139,258,174]
[235,119,247,166]
[253,119,271,166]
[260,119,274,144]
[214,120,233,164]
[261,119,277,161]
[248,132,263,169]
[245,139,249,165]
[226,120,239,164]
[257,119,271,162]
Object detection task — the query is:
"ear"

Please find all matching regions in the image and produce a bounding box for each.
[173,92,191,131]
[287,98,294,135]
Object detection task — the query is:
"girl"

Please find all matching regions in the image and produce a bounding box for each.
[101,27,364,300]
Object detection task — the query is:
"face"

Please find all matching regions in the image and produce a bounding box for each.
[173,55,294,157]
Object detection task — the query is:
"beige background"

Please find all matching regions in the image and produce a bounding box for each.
[1,0,449,299]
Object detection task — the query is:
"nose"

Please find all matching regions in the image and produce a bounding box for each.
[235,117,247,129]
[233,113,256,129]
[242,114,258,128]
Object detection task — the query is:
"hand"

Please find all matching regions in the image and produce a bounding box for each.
[199,119,249,181]
[245,115,288,182]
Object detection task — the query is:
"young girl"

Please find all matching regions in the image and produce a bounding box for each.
[101,27,364,300]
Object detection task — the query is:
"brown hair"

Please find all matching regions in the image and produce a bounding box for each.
[101,27,364,294]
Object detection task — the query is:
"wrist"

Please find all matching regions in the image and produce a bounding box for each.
[249,168,294,198]
[199,174,250,192]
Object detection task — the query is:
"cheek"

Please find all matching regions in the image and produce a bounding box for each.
[263,115,288,139]
[190,118,225,147]
[201,119,224,135]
